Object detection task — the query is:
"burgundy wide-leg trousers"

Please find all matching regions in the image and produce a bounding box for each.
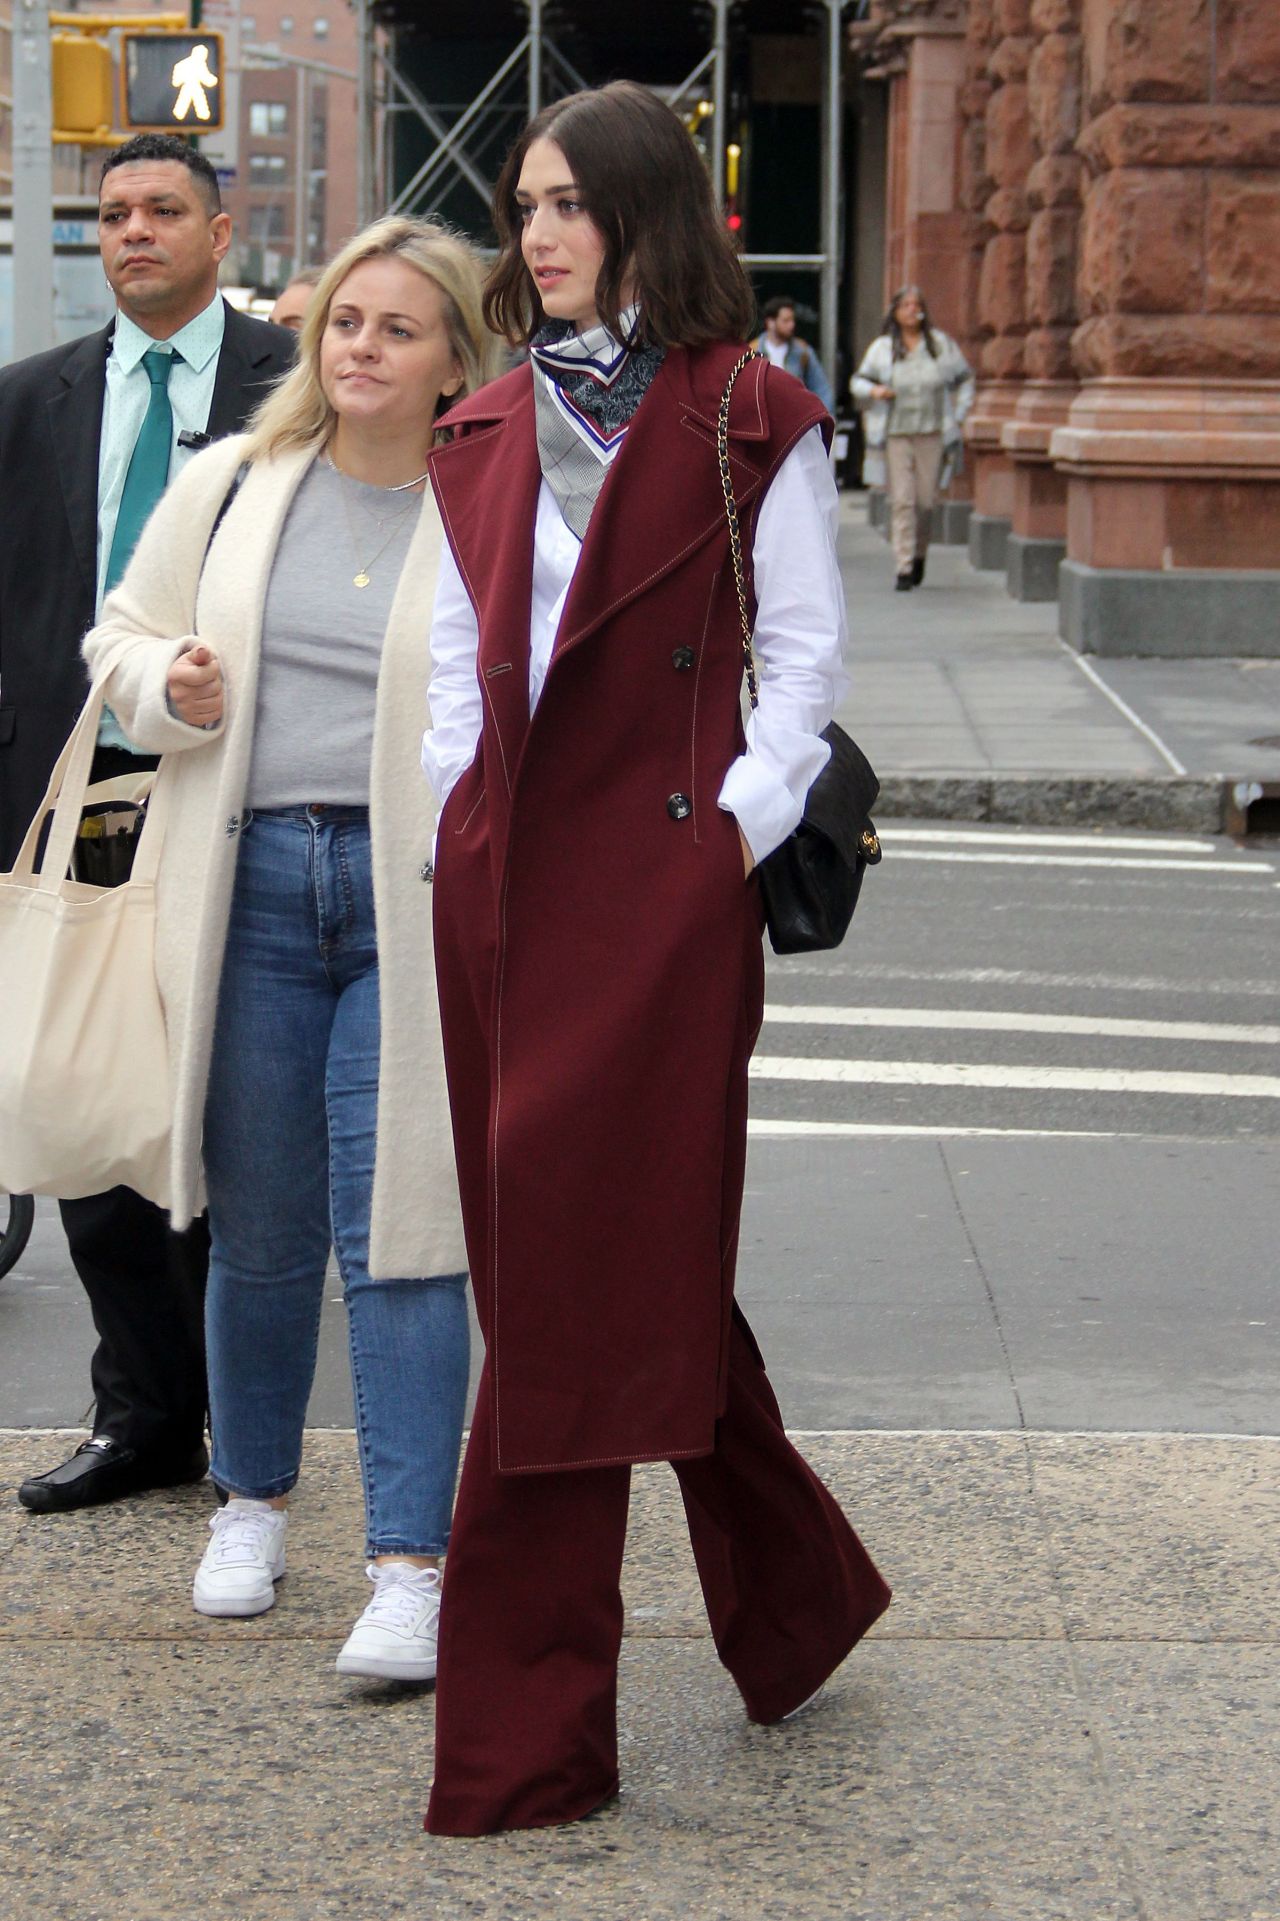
[425,1309,891,1836]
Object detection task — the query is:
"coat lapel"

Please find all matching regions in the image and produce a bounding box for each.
[206,300,283,438]
[553,347,770,658]
[46,326,111,600]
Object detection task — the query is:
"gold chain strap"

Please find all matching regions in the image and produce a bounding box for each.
[717,349,761,711]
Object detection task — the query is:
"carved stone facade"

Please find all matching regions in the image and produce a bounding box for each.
[859,0,1280,651]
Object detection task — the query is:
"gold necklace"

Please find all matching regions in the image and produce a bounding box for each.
[328,457,421,589]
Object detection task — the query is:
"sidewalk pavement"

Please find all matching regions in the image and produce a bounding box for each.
[839,500,1280,833]
[2,1428,1276,1921]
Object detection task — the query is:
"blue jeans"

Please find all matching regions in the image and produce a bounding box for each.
[203,805,469,1556]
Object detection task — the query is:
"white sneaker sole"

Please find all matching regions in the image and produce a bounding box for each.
[192,1568,285,1619]
[334,1647,437,1683]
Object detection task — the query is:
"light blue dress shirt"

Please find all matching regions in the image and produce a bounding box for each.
[96,293,226,748]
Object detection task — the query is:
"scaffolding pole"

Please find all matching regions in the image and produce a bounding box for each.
[355,0,377,225]
[12,0,54,360]
[710,0,729,210]
[819,0,845,389]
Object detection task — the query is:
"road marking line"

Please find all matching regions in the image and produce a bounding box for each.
[749,1120,1129,1141]
[888,850,1271,873]
[763,1006,1280,1046]
[1059,644,1190,775]
[749,1057,1280,1098]
[884,828,1216,854]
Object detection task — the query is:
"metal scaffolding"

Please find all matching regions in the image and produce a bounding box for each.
[361,0,850,387]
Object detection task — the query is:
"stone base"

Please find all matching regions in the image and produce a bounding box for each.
[934,499,972,544]
[968,513,1011,571]
[1006,535,1066,603]
[1059,561,1280,658]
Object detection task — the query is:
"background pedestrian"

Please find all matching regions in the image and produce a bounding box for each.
[270,267,323,332]
[851,285,973,589]
[754,293,833,409]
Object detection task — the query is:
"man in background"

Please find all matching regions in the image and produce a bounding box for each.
[754,294,834,410]
[269,266,322,331]
[0,133,294,1513]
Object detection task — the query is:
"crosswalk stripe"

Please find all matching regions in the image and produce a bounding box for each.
[762,1006,1280,1047]
[748,1120,1131,1141]
[749,1057,1280,1099]
[884,829,1217,854]
[885,850,1271,874]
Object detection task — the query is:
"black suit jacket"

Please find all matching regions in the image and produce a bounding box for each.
[0,299,295,867]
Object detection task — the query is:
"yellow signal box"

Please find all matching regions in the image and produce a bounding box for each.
[121,31,226,133]
[52,33,114,140]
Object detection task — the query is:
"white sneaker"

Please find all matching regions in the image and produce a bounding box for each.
[335,1562,442,1682]
[192,1499,288,1618]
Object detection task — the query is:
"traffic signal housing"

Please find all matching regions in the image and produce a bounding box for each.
[52,33,114,140]
[121,30,225,133]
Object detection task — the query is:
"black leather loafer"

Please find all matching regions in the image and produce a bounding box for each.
[895,572,914,591]
[911,555,926,586]
[17,1437,209,1513]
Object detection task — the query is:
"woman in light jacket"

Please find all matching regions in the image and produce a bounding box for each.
[851,285,974,590]
[419,80,891,1837]
[83,217,502,1680]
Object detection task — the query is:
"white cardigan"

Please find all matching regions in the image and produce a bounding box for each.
[83,434,467,1282]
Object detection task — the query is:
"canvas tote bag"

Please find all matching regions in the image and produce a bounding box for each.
[0,645,173,1204]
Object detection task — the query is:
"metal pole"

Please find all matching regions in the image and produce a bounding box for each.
[528,0,542,119]
[711,0,729,209]
[819,0,844,389]
[12,0,55,360]
[354,0,376,225]
[293,61,307,270]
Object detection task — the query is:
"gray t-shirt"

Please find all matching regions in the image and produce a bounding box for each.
[247,456,421,809]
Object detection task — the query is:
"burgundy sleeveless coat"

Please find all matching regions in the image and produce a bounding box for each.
[429,343,829,1474]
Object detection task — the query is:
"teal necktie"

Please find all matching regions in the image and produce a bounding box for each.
[105,347,177,593]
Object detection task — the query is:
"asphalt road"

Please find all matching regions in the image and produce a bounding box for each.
[3,821,1277,1442]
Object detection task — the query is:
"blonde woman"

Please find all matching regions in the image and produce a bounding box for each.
[83,218,502,1679]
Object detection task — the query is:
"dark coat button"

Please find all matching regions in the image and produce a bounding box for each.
[672,646,695,671]
[667,793,693,821]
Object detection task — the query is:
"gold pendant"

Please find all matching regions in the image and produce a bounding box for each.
[353,571,370,589]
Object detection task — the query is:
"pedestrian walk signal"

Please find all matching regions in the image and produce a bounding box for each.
[122,31,225,133]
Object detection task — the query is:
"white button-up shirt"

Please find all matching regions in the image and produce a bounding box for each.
[422,425,848,864]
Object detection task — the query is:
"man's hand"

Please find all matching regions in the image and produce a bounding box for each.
[167,643,224,729]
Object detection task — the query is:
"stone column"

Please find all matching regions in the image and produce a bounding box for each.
[1001,0,1083,600]
[965,0,1034,569]
[1053,0,1280,656]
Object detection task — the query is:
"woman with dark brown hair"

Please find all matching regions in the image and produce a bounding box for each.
[420,79,890,1835]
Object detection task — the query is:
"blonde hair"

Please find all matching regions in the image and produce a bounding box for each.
[245,216,502,462]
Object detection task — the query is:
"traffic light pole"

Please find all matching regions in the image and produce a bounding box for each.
[12,0,56,359]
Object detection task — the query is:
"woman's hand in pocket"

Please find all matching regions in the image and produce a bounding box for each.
[167,643,224,729]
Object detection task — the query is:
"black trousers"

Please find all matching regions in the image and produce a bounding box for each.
[52,744,210,1458]
[58,1191,209,1455]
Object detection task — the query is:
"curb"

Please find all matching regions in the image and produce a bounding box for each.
[877,772,1229,833]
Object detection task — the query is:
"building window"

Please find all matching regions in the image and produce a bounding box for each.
[313,16,329,35]
[249,100,288,136]
[248,204,287,243]
[249,152,288,186]
[241,14,257,35]
[279,14,294,33]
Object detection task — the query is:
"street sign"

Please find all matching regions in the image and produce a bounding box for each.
[121,30,226,133]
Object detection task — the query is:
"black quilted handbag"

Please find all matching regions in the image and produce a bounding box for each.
[717,352,882,955]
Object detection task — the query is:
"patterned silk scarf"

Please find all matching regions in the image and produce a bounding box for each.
[529,304,665,540]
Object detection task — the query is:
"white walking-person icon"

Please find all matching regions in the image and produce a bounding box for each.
[171,43,218,123]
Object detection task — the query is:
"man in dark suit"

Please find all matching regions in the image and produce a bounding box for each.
[0,133,295,1512]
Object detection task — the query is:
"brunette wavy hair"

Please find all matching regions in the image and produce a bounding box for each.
[484,80,756,350]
